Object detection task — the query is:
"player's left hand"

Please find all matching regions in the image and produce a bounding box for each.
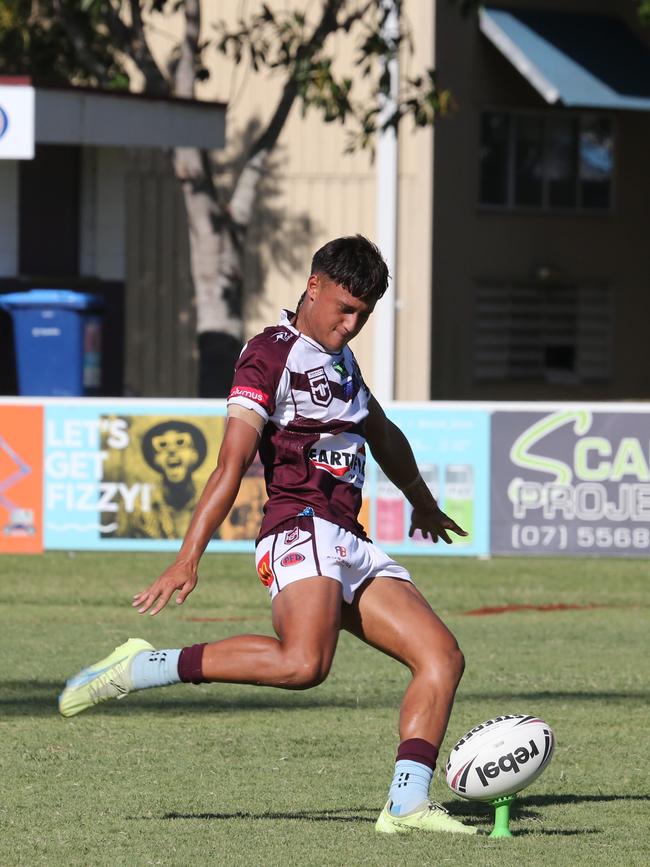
[132,561,198,616]
[408,506,469,544]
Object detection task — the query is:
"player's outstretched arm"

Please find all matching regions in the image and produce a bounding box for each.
[365,396,468,544]
[132,417,260,615]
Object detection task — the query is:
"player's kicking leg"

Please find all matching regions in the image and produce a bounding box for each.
[341,576,477,835]
[59,576,342,717]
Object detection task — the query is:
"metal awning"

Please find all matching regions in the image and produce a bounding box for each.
[35,85,226,148]
[479,7,650,111]
[0,78,225,158]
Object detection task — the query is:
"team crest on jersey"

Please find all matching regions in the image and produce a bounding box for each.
[307,367,332,407]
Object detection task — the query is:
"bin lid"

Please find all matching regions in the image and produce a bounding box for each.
[0,289,103,310]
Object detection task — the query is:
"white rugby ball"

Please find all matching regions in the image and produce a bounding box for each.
[445,714,555,801]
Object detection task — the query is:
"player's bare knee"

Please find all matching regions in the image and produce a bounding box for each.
[285,656,331,690]
[419,642,465,690]
[450,645,466,685]
[437,644,465,693]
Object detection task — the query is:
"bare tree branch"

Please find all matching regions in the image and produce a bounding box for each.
[249,0,346,158]
[127,0,169,94]
[100,0,133,53]
[174,0,201,98]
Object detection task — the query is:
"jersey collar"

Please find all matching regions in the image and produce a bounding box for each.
[278,308,343,356]
[279,308,299,333]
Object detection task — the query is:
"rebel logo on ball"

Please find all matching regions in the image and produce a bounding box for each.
[474,739,540,788]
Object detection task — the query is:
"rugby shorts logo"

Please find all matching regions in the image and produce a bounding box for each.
[335,546,347,557]
[280,552,305,567]
[306,367,332,407]
[284,526,300,545]
[257,550,275,587]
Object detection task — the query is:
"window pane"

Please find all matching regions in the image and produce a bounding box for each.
[547,117,578,208]
[514,115,544,206]
[479,113,509,205]
[580,117,613,209]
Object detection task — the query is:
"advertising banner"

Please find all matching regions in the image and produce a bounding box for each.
[7,397,648,558]
[367,407,490,556]
[0,404,43,553]
[43,403,263,552]
[491,409,650,555]
[37,400,490,555]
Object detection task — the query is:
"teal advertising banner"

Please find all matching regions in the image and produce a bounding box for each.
[366,407,491,557]
[39,400,491,555]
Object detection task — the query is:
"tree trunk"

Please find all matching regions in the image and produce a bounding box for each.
[172,143,279,397]
[172,146,245,397]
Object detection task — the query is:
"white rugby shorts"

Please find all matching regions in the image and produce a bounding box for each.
[255,515,412,603]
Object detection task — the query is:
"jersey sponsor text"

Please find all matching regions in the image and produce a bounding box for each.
[229,385,269,404]
[308,433,366,487]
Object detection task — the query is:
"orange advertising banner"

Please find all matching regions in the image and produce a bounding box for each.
[0,404,43,553]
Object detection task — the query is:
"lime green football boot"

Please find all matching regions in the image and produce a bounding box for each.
[58,638,154,718]
[375,800,478,835]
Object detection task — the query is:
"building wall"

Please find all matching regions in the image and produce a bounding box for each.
[432,0,650,400]
[134,0,434,398]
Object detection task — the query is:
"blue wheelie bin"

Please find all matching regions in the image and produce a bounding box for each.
[0,289,103,396]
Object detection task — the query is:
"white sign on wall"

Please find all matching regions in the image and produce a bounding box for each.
[0,84,35,159]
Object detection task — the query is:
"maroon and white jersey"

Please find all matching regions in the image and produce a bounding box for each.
[228,309,371,541]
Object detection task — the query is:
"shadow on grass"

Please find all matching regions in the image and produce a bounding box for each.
[450,792,650,820]
[519,794,650,807]
[2,681,650,718]
[157,807,379,825]
[149,805,600,836]
[1,680,395,717]
[448,792,650,835]
[459,689,650,703]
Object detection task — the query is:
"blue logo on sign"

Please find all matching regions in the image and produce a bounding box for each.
[0,106,8,140]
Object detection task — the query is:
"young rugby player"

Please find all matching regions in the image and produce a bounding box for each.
[59,235,476,835]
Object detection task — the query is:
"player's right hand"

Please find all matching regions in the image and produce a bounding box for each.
[132,562,197,616]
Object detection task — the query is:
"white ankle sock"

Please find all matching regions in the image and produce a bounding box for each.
[129,649,182,690]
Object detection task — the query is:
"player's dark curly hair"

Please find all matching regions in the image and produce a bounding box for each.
[310,235,389,302]
[141,420,207,474]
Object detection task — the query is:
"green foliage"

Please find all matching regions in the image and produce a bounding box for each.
[637,0,650,25]
[0,0,127,86]
[0,551,649,865]
[214,1,451,153]
[1,0,450,151]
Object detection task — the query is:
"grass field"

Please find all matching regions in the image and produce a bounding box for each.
[0,551,648,867]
